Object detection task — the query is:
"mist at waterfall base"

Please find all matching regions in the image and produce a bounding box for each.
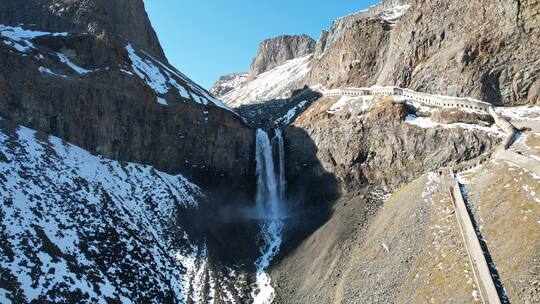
[251,129,287,304]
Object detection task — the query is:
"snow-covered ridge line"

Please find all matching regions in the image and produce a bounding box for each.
[0,120,203,302]
[126,44,231,111]
[223,54,312,107]
[2,23,233,113]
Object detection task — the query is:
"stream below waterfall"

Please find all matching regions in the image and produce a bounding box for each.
[252,129,286,304]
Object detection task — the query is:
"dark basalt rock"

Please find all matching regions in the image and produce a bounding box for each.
[0,0,166,61]
[0,0,256,193]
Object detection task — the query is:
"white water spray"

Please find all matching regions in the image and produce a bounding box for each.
[255,129,280,218]
[252,129,286,304]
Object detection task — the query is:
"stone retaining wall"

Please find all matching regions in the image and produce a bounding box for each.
[444,168,502,304]
[322,86,492,111]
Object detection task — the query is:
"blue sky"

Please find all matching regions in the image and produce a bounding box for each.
[144,1,380,89]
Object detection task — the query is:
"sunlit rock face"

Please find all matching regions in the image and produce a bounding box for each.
[304,0,540,106]
[248,34,315,80]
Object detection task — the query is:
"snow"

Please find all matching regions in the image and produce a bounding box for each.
[223,54,312,107]
[126,44,170,94]
[156,97,168,105]
[0,122,201,302]
[327,95,375,114]
[0,24,68,53]
[38,66,68,78]
[212,73,248,93]
[405,114,505,136]
[495,105,540,121]
[378,4,411,24]
[57,52,93,75]
[472,290,480,302]
[120,68,134,76]
[126,44,232,112]
[275,100,309,125]
[252,220,282,304]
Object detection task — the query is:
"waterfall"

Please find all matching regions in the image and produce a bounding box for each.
[252,129,286,304]
[255,129,280,218]
[274,129,286,205]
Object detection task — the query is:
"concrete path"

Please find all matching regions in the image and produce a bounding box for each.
[443,169,502,304]
[494,148,540,177]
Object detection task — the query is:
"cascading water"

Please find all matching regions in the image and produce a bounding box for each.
[252,129,286,304]
[274,129,286,205]
[255,129,280,218]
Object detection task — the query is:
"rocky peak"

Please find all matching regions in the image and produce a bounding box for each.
[313,0,409,58]
[0,0,166,61]
[248,34,315,79]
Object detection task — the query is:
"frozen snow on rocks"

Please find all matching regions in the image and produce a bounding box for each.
[405,114,505,137]
[327,95,376,114]
[56,52,94,75]
[0,24,67,53]
[223,54,312,107]
[0,122,203,303]
[126,44,231,111]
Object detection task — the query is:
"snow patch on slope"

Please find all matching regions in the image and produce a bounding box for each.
[405,114,505,136]
[275,100,309,125]
[495,106,540,121]
[223,54,312,107]
[327,95,376,114]
[0,24,67,53]
[56,52,94,75]
[0,121,202,303]
[126,44,231,111]
[377,4,411,25]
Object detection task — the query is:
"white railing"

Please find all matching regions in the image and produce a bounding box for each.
[322,86,492,112]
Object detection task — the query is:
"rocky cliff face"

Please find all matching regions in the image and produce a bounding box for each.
[247,34,315,80]
[0,0,166,61]
[304,0,540,106]
[285,96,500,194]
[0,4,255,191]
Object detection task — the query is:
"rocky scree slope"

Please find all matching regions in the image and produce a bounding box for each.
[0,0,255,191]
[304,0,540,106]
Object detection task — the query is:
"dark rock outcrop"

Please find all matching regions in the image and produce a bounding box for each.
[285,96,499,192]
[248,34,315,79]
[0,0,166,61]
[0,33,255,191]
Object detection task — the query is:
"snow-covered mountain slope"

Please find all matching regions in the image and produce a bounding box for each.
[209,72,248,98]
[221,54,312,107]
[0,24,229,111]
[0,119,206,303]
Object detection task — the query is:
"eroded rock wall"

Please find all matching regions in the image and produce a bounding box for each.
[305,0,540,106]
